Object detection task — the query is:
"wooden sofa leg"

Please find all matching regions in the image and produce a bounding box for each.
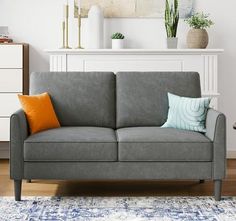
[14,180,22,201]
[199,180,205,184]
[214,180,222,201]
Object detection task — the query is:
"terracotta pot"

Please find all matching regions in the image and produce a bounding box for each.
[187,29,209,49]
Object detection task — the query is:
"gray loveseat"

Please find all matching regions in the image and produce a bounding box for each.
[10,72,226,201]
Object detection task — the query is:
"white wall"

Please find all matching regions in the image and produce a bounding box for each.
[0,0,190,71]
[195,0,236,156]
[0,0,236,154]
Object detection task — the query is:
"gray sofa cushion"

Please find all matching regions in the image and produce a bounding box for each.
[30,72,116,128]
[116,72,201,128]
[117,127,212,162]
[24,127,117,162]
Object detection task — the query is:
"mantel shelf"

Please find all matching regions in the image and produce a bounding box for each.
[45,48,224,55]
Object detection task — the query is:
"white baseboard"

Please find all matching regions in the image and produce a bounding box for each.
[227,151,236,159]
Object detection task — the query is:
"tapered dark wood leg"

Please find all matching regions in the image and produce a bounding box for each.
[199,180,205,184]
[214,180,222,201]
[26,179,31,183]
[14,180,22,201]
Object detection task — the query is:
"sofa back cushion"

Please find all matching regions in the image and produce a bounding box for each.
[30,72,116,128]
[116,72,201,128]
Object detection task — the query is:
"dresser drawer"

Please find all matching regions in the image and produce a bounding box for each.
[0,69,22,92]
[0,45,23,68]
[0,94,21,117]
[0,118,10,141]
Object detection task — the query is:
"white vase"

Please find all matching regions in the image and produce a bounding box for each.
[112,39,124,49]
[87,5,104,49]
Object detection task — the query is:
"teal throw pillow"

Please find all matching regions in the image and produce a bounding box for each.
[162,93,211,132]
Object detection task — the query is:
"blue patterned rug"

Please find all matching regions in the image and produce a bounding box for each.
[0,196,236,220]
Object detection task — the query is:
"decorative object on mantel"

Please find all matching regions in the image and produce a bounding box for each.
[87,5,104,49]
[61,0,71,49]
[111,33,125,49]
[60,21,66,49]
[165,0,179,49]
[0,26,13,43]
[185,13,214,49]
[76,0,83,49]
[74,0,194,18]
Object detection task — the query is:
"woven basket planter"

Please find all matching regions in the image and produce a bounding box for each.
[187,29,209,49]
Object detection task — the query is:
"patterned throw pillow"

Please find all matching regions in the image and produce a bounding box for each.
[162,93,211,132]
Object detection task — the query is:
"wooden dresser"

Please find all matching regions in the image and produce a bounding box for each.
[0,43,29,158]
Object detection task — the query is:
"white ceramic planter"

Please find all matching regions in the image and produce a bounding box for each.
[112,39,124,49]
[87,5,104,49]
[166,37,178,49]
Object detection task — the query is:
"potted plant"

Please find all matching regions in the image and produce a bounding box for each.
[111,32,125,49]
[185,13,214,49]
[165,0,179,49]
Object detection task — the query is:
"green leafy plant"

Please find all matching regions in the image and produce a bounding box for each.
[185,13,214,29]
[165,0,179,38]
[111,33,125,39]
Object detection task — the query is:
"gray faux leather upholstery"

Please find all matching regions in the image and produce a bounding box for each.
[24,127,117,162]
[30,72,116,128]
[116,72,201,128]
[117,127,212,161]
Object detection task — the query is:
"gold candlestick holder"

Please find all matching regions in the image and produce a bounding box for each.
[76,14,84,49]
[60,21,66,49]
[65,4,71,49]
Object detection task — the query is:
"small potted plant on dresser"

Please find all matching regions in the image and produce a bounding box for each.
[111,33,125,49]
[165,0,179,49]
[185,13,214,49]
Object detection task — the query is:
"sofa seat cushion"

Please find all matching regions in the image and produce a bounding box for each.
[24,127,117,162]
[117,127,213,162]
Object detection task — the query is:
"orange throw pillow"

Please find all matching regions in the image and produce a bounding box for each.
[18,92,60,134]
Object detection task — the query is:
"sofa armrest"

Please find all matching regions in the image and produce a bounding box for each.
[10,109,29,180]
[205,108,226,179]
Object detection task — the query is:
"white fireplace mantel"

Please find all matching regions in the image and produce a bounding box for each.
[46,49,224,108]
[46,48,223,55]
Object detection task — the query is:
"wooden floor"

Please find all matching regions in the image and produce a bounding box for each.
[1,160,236,197]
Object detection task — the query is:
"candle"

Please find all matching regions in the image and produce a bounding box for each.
[63,0,69,18]
[63,4,69,18]
[63,5,66,20]
[78,0,81,15]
